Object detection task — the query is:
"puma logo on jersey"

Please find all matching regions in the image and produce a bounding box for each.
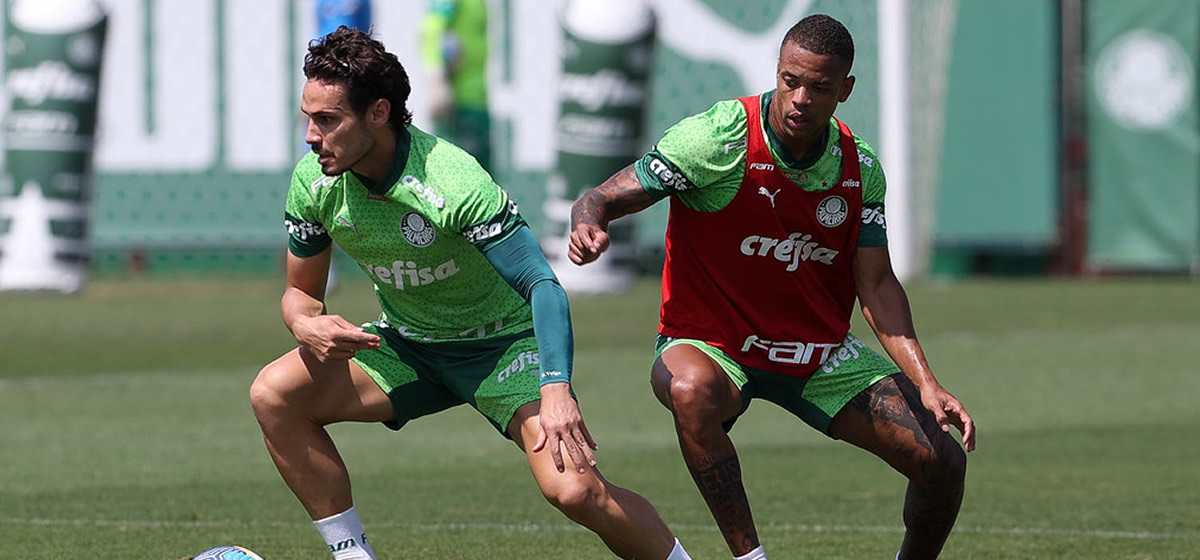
[757,186,781,207]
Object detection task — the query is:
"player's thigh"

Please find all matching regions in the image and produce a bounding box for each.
[651,337,744,421]
[254,347,394,424]
[828,373,961,478]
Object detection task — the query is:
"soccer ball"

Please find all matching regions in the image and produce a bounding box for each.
[190,545,264,560]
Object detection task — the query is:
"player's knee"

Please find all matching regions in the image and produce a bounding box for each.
[911,436,967,488]
[660,369,725,422]
[541,476,606,520]
[248,361,299,421]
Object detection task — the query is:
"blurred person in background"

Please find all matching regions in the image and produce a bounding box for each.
[421,0,493,171]
[250,26,693,560]
[568,14,974,560]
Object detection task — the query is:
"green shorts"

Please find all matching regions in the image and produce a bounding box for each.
[353,322,543,435]
[655,333,897,436]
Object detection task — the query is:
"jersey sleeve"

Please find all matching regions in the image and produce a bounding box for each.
[284,160,333,257]
[855,139,888,247]
[634,99,748,199]
[483,227,573,386]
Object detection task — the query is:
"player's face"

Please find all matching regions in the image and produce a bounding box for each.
[301,79,375,176]
[769,42,855,158]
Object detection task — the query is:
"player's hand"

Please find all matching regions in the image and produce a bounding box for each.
[532,383,598,473]
[291,314,380,362]
[921,383,976,452]
[568,223,610,265]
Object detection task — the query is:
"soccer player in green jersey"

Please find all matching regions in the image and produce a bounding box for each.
[569,15,975,560]
[249,27,692,560]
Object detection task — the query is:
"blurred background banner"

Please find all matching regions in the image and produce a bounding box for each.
[1086,0,1199,272]
[0,0,106,292]
[0,0,1194,281]
[541,0,654,293]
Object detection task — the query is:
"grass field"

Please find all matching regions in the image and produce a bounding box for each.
[1,275,1198,559]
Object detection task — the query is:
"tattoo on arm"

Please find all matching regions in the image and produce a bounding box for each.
[570,165,658,230]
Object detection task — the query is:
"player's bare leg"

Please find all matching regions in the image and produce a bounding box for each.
[829,373,967,560]
[249,348,394,519]
[651,345,761,557]
[511,401,681,560]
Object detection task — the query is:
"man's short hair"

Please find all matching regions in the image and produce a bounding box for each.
[782,14,855,70]
[304,26,414,130]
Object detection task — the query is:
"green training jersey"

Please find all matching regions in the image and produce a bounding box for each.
[634,91,889,246]
[285,126,530,342]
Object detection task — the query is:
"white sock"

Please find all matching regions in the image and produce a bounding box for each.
[313,506,377,560]
[666,537,693,560]
[734,545,767,560]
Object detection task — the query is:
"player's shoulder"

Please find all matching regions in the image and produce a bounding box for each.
[408,127,508,218]
[671,98,749,137]
[659,97,750,161]
[412,127,493,186]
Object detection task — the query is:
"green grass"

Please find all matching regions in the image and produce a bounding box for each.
[1,276,1198,559]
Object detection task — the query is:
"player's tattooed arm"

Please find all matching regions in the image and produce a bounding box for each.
[568,164,659,265]
[570,164,658,230]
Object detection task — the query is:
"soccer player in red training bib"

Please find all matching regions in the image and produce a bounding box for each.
[250,27,693,560]
[569,14,976,560]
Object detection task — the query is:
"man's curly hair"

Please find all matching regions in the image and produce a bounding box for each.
[782,14,855,71]
[304,26,413,130]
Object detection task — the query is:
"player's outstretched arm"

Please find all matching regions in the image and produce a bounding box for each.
[569,164,659,265]
[853,246,976,451]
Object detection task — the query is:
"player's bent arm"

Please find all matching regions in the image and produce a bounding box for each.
[282,248,332,332]
[855,246,977,449]
[281,248,380,360]
[570,164,659,232]
[852,246,940,391]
